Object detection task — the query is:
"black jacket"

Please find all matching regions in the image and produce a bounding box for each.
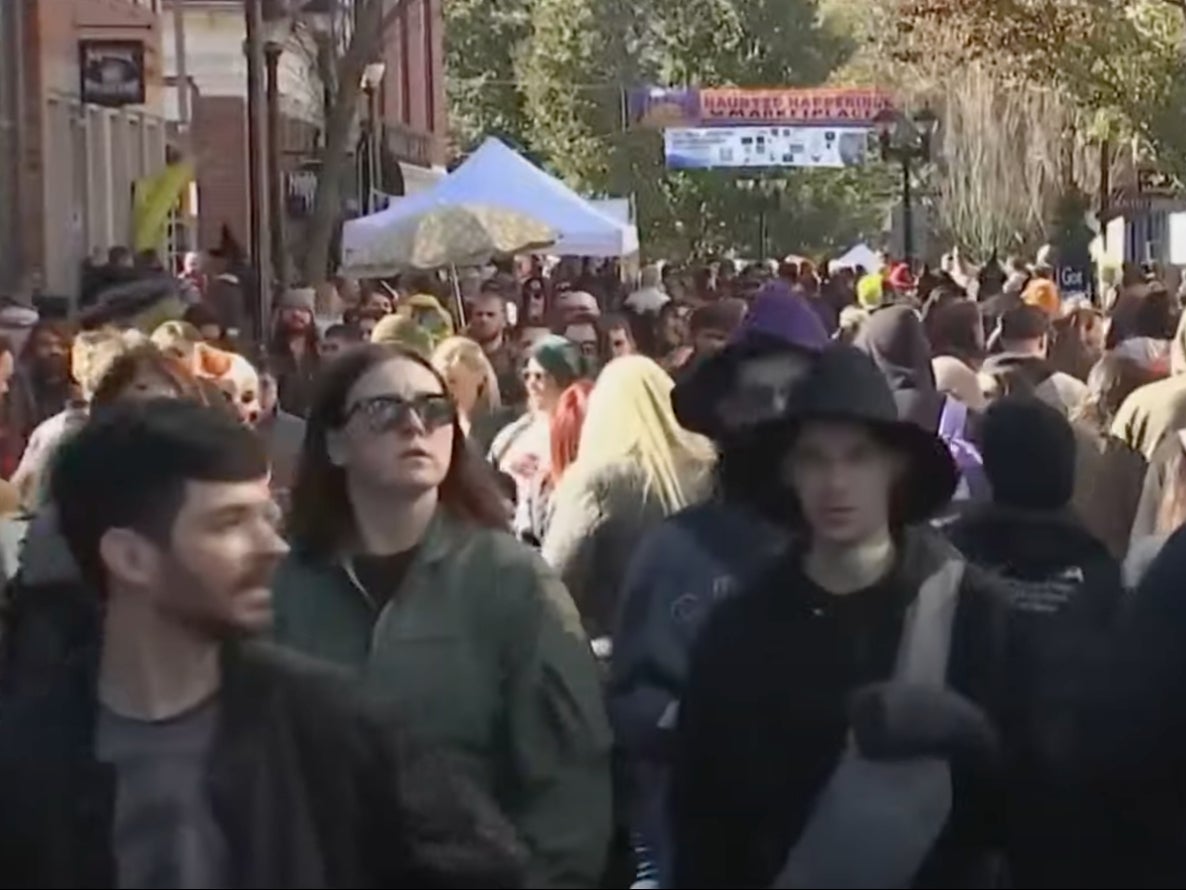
[946,504,1120,630]
[0,583,526,888]
[1096,524,1186,885]
[947,504,1121,886]
[670,527,1010,888]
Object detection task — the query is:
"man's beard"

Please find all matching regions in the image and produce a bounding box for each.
[160,553,279,638]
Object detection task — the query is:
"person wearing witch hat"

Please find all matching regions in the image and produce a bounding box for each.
[670,345,1013,889]
[609,283,828,888]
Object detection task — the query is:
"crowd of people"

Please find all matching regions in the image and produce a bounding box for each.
[4,238,1186,888]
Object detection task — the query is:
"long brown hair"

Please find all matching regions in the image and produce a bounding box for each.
[1072,353,1158,433]
[288,343,508,558]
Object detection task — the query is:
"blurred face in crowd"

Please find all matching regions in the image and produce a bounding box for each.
[524,280,547,322]
[358,314,380,340]
[469,295,507,345]
[318,331,354,360]
[717,351,814,433]
[607,323,635,358]
[329,356,456,497]
[365,292,394,315]
[0,349,14,398]
[442,360,484,417]
[254,371,277,418]
[524,358,565,415]
[337,278,362,309]
[29,328,71,382]
[517,325,551,357]
[659,306,687,349]
[117,477,286,634]
[1080,311,1106,355]
[182,252,204,275]
[564,323,599,364]
[279,306,313,335]
[783,420,902,547]
[693,325,731,358]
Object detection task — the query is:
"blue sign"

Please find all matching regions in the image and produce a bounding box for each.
[1057,264,1092,298]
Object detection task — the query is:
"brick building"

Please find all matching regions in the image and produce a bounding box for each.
[0,0,169,298]
[163,0,446,273]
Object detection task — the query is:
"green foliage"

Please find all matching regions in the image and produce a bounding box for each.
[445,0,895,262]
[895,0,1186,174]
[443,0,533,152]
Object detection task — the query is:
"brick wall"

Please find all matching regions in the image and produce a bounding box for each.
[193,93,247,251]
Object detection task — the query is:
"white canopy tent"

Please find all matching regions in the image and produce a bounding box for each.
[830,243,882,273]
[341,138,639,274]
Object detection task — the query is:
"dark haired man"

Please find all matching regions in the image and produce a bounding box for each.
[467,287,523,407]
[0,400,525,888]
[981,305,1087,415]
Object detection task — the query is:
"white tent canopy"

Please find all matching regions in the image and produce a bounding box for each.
[342,138,639,273]
[830,243,882,273]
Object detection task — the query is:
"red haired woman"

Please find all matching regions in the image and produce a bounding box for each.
[522,379,595,546]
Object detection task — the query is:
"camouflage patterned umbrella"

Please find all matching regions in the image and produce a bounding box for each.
[342,203,556,275]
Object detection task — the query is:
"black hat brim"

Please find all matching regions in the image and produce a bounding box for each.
[673,337,818,439]
[778,413,960,525]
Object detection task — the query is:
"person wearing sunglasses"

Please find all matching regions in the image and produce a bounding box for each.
[489,335,587,540]
[272,344,612,889]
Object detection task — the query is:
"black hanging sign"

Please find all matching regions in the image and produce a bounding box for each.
[79,40,146,107]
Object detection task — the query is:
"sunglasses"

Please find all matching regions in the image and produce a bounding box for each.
[345,394,456,433]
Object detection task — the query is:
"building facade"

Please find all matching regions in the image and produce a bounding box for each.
[163,0,446,272]
[1,0,169,299]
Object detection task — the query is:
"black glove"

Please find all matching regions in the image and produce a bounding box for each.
[849,682,1001,770]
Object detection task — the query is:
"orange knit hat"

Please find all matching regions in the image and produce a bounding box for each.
[1022,278,1061,316]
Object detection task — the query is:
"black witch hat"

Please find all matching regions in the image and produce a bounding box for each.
[778,345,959,523]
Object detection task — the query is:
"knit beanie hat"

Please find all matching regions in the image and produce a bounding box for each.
[1022,278,1060,317]
[371,314,433,358]
[730,282,828,352]
[531,334,584,388]
[857,273,884,309]
[982,395,1075,510]
[280,287,316,313]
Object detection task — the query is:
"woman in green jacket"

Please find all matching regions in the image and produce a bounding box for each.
[272,344,612,889]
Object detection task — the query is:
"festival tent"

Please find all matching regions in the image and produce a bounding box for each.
[341,138,639,273]
[831,243,882,272]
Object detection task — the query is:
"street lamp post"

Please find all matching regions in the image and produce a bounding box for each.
[737,177,791,260]
[360,62,386,215]
[873,106,938,268]
[263,30,286,294]
[244,0,270,346]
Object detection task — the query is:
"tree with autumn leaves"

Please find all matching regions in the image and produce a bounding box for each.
[894,0,1186,171]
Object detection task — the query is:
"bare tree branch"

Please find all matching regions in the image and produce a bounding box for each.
[301,0,414,284]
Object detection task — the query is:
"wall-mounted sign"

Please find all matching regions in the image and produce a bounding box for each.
[631,86,895,129]
[663,126,872,170]
[79,40,145,107]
